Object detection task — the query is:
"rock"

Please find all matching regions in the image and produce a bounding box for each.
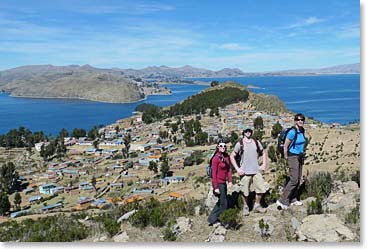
[297,214,355,242]
[93,233,109,242]
[291,217,301,234]
[173,217,192,234]
[326,181,360,215]
[117,209,137,223]
[113,231,129,242]
[194,206,201,216]
[205,187,218,209]
[206,225,227,242]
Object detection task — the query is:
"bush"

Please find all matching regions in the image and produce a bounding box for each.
[162,227,176,241]
[302,172,333,199]
[345,204,360,224]
[0,214,89,242]
[92,214,120,237]
[351,170,360,187]
[307,198,323,215]
[258,218,271,239]
[128,198,197,229]
[219,208,241,230]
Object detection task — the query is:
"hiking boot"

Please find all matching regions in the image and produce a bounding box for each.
[253,204,267,213]
[276,200,289,210]
[242,206,250,216]
[290,200,303,206]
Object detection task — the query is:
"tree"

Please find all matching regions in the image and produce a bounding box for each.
[88,126,99,140]
[91,176,97,191]
[0,162,18,194]
[160,161,170,178]
[170,123,178,133]
[271,122,283,139]
[59,128,69,139]
[229,131,239,148]
[0,192,10,216]
[210,81,219,87]
[195,132,208,145]
[123,133,131,158]
[148,161,158,174]
[253,116,264,130]
[93,139,99,150]
[268,145,278,162]
[72,128,86,138]
[14,192,22,210]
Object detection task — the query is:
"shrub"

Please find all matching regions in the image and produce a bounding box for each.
[302,172,333,199]
[307,198,323,215]
[162,227,176,241]
[258,218,271,239]
[219,208,241,230]
[0,214,89,242]
[351,170,360,187]
[345,204,360,224]
[92,214,120,237]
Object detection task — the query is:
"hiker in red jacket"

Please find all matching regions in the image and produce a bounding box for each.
[208,139,233,226]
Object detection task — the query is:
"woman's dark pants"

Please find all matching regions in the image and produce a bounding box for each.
[208,183,228,224]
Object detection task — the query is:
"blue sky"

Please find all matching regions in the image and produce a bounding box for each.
[0,0,360,72]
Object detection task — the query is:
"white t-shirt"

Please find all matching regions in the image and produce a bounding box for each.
[233,139,263,175]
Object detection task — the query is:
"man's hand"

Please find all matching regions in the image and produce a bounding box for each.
[237,168,245,176]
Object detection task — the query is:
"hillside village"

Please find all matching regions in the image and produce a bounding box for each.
[0,85,360,242]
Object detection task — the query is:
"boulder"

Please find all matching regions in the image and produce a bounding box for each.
[173,217,193,234]
[326,181,360,214]
[296,214,355,242]
[205,187,218,209]
[113,231,129,242]
[206,225,227,242]
[117,209,137,223]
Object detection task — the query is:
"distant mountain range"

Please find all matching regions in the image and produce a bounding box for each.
[119,63,360,78]
[0,62,359,103]
[257,63,360,76]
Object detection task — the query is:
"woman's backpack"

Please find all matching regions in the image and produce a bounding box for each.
[277,127,297,157]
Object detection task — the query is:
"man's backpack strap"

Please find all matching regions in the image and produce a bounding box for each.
[239,139,244,155]
[253,139,263,156]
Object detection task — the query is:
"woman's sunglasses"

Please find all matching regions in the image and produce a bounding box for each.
[296,118,305,122]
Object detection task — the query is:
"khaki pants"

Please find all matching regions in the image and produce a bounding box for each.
[279,155,303,205]
[239,173,267,197]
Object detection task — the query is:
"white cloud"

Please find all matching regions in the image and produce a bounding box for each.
[336,24,360,39]
[284,16,325,29]
[218,43,254,51]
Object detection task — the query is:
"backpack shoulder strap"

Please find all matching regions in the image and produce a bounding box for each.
[252,138,263,156]
[290,126,298,148]
[238,138,244,154]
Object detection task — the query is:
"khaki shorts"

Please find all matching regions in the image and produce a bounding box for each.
[239,173,267,196]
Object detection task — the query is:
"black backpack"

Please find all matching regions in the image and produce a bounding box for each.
[206,154,226,178]
[277,127,297,157]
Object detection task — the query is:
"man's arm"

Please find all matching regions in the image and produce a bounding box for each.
[230,150,245,176]
[260,149,267,171]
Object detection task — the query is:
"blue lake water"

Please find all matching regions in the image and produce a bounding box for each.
[0,74,360,135]
[198,74,360,125]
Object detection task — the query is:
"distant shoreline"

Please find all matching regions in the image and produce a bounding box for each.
[8,92,171,104]
[185,73,360,79]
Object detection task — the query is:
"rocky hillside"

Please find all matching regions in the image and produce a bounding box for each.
[0,65,169,103]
